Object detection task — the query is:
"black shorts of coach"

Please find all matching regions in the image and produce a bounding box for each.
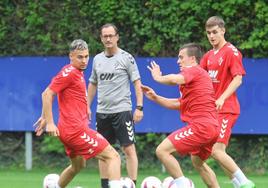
[96,111,136,146]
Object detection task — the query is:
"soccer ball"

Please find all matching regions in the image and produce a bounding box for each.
[162,176,174,188]
[168,177,195,188]
[43,173,59,188]
[120,177,135,188]
[141,176,162,188]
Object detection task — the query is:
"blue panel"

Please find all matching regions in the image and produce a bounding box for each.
[0,57,268,134]
[0,57,66,131]
[233,58,268,134]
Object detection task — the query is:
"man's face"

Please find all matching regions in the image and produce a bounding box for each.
[100,26,119,49]
[206,25,225,48]
[177,48,194,70]
[69,49,89,70]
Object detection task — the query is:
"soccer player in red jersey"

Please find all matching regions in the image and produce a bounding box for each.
[200,16,255,188]
[142,43,220,188]
[34,39,122,188]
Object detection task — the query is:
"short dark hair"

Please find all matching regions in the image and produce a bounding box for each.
[179,43,203,64]
[205,16,225,29]
[100,23,118,35]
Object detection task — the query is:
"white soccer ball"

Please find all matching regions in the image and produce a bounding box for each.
[121,177,135,188]
[168,177,195,188]
[141,176,162,188]
[162,176,174,188]
[43,173,60,188]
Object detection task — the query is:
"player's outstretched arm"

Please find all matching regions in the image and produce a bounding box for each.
[141,85,180,110]
[147,61,185,85]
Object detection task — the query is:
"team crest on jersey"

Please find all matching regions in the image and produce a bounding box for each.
[218,57,223,66]
[114,62,120,69]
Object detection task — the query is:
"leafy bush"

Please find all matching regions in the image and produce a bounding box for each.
[0,132,267,174]
[0,0,268,57]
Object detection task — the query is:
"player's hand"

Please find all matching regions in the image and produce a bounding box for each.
[34,117,46,136]
[141,85,158,101]
[215,97,225,110]
[133,109,143,124]
[46,123,60,137]
[147,61,162,81]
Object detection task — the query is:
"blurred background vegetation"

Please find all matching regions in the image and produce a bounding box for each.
[0,0,267,173]
[1,132,268,174]
[0,0,267,57]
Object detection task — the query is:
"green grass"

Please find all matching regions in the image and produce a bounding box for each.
[0,168,266,188]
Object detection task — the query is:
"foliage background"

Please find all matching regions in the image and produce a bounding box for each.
[0,0,268,57]
[1,132,267,174]
[0,0,267,173]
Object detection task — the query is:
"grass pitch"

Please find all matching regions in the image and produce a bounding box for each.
[0,168,266,188]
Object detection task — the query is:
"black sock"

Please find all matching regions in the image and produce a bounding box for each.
[101,178,109,188]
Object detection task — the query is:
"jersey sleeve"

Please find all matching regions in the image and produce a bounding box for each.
[89,57,98,84]
[200,52,209,70]
[180,67,197,84]
[49,66,73,93]
[125,53,141,82]
[227,50,246,77]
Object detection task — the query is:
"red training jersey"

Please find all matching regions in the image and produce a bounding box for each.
[179,65,218,126]
[49,64,89,132]
[200,42,245,114]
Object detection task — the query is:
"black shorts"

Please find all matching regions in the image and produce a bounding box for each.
[96,111,135,146]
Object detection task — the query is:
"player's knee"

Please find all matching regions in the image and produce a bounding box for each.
[155,145,165,160]
[211,149,224,160]
[71,163,85,174]
[122,144,136,157]
[191,160,200,170]
[191,158,203,171]
[107,148,120,162]
[112,150,121,161]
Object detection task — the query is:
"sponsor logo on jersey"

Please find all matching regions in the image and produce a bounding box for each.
[100,73,114,80]
[208,70,220,83]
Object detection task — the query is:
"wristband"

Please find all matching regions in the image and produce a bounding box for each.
[136,105,143,111]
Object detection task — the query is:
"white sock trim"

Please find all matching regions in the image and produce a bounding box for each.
[233,169,249,185]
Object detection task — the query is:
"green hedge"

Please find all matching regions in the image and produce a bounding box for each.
[1,0,268,57]
[1,132,267,174]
